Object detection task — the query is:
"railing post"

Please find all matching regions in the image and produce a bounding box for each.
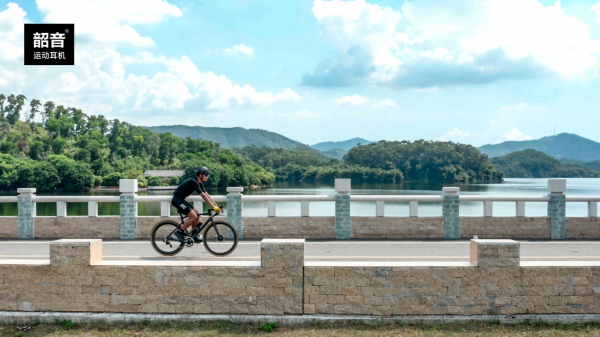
[409,201,418,217]
[88,201,98,217]
[57,201,67,217]
[443,187,460,239]
[335,179,351,239]
[588,201,598,218]
[548,179,566,239]
[227,187,244,239]
[160,201,170,217]
[119,179,138,239]
[268,201,276,217]
[301,200,309,217]
[516,201,525,217]
[376,200,384,217]
[483,200,493,217]
[17,188,36,239]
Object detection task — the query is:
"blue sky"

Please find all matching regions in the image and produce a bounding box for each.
[1,0,600,147]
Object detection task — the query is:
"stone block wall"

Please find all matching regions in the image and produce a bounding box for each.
[0,218,17,239]
[566,218,600,239]
[304,240,600,316]
[352,217,443,239]
[461,217,550,239]
[0,216,599,240]
[34,217,120,239]
[0,238,304,315]
[244,217,335,239]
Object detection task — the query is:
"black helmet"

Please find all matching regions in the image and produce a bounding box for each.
[194,166,210,176]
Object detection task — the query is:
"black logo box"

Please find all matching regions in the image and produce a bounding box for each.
[24,23,74,66]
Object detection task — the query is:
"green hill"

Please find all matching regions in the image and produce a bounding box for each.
[146,125,304,149]
[311,137,372,152]
[491,149,600,178]
[478,133,600,161]
[321,148,347,160]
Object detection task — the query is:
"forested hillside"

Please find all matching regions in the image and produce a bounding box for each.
[0,94,275,191]
[344,140,504,183]
[478,133,600,161]
[147,125,303,149]
[491,149,600,178]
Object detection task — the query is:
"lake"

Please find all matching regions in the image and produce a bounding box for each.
[1,178,599,217]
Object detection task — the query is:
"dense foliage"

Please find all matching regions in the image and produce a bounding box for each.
[344,140,504,183]
[236,145,404,183]
[0,93,275,191]
[491,149,600,178]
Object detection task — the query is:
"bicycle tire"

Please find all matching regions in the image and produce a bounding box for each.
[150,220,185,256]
[203,220,238,256]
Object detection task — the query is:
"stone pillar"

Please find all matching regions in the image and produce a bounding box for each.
[227,187,244,239]
[119,179,138,240]
[17,188,36,239]
[50,239,102,266]
[470,239,520,268]
[260,239,304,315]
[548,179,566,240]
[443,187,460,239]
[334,179,351,239]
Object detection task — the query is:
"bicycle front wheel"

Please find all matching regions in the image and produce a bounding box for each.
[203,220,238,256]
[151,220,185,256]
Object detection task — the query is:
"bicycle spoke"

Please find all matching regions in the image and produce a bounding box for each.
[203,221,238,256]
[151,221,185,256]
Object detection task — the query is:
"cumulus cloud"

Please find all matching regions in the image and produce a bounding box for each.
[335,95,370,105]
[303,0,600,89]
[501,127,533,141]
[0,2,301,124]
[335,95,396,108]
[437,127,471,141]
[37,0,182,47]
[223,43,254,57]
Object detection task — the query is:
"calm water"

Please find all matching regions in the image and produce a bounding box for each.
[1,178,599,217]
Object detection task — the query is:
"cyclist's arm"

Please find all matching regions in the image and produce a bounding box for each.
[200,192,218,209]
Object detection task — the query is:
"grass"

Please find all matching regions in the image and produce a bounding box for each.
[0,320,599,336]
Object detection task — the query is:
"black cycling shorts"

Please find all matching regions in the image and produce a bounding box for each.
[172,195,194,215]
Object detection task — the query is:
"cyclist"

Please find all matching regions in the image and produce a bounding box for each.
[171,166,221,243]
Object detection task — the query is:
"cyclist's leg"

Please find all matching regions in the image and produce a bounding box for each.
[171,196,195,232]
[183,208,201,232]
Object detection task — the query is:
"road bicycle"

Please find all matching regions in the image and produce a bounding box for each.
[150,206,238,257]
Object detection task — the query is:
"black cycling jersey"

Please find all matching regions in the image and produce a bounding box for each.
[173,177,207,199]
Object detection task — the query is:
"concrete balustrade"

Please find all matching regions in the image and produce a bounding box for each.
[5,178,600,240]
[1,238,599,317]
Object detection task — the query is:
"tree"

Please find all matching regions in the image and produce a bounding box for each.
[48,155,94,191]
[29,99,41,121]
[43,101,55,124]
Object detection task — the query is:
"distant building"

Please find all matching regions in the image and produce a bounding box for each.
[144,170,185,178]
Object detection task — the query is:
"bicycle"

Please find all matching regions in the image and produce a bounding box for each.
[150,206,238,257]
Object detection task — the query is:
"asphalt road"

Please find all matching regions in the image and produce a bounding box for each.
[1,240,600,262]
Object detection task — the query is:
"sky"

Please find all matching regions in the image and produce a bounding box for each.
[1,0,600,147]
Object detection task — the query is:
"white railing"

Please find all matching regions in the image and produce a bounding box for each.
[0,186,598,218]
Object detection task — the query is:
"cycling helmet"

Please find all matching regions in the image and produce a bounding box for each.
[194,166,210,176]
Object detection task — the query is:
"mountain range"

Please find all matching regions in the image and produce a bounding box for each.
[146,125,600,163]
[477,133,600,162]
[145,125,303,149]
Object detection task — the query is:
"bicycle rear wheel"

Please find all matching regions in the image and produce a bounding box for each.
[151,220,185,256]
[203,220,238,256]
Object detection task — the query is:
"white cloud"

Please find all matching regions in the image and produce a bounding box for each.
[0,3,301,124]
[372,99,396,108]
[335,95,370,106]
[223,43,254,57]
[0,3,26,61]
[437,127,471,141]
[304,0,600,88]
[501,127,533,141]
[37,0,182,47]
[274,110,322,119]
